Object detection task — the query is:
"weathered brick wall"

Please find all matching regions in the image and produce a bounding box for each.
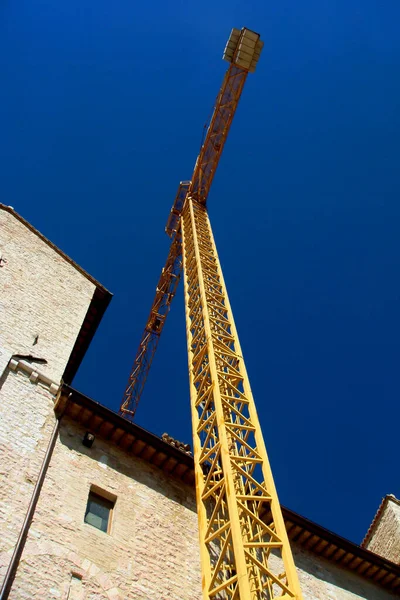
[7,412,398,600]
[365,497,400,565]
[0,207,96,382]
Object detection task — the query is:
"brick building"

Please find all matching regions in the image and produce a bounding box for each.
[1,203,399,599]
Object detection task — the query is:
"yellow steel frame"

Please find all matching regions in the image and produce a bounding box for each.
[182,197,303,600]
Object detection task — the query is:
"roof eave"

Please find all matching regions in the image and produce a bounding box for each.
[54,385,400,593]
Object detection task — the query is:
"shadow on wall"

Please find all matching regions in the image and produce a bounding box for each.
[292,546,397,600]
[58,416,197,513]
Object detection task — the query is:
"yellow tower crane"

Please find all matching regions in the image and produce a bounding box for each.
[121,27,303,600]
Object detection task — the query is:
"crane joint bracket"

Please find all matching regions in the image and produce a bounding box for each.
[166,181,191,238]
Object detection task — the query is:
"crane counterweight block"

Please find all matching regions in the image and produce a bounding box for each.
[223,27,264,73]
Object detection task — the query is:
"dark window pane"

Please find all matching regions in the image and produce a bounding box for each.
[84,492,114,533]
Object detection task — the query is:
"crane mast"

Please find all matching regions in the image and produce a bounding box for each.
[121,28,303,599]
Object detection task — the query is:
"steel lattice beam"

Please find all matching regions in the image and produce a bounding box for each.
[182,198,303,599]
[120,234,182,419]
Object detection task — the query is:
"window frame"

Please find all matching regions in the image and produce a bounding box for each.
[84,486,116,535]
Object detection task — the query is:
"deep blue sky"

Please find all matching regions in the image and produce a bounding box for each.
[1,0,399,545]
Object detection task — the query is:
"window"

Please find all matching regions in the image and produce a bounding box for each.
[84,489,115,533]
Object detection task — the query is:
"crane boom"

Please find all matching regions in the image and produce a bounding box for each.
[166,63,248,237]
[121,28,259,419]
[120,234,182,417]
[121,27,303,599]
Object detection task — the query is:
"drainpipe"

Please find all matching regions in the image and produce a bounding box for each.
[0,416,61,600]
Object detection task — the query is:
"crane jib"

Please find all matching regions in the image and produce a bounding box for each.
[165,65,248,238]
[120,26,304,600]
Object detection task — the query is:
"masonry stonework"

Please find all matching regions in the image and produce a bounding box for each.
[292,547,399,600]
[5,408,399,600]
[0,371,56,581]
[0,205,101,594]
[9,416,202,600]
[364,496,400,565]
[0,207,96,382]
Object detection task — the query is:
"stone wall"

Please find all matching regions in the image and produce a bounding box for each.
[0,207,96,382]
[293,546,398,600]
[6,411,398,600]
[0,370,56,587]
[10,416,202,600]
[0,206,98,593]
[364,496,400,565]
